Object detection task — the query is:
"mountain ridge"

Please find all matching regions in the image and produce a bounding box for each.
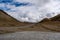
[0,10,33,27]
[0,10,60,33]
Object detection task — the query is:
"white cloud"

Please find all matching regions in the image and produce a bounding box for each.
[0,0,60,23]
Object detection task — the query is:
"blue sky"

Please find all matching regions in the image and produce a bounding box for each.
[0,0,12,3]
[0,0,60,23]
[0,0,31,11]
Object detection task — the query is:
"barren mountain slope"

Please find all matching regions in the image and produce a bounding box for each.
[0,10,60,33]
[0,10,33,27]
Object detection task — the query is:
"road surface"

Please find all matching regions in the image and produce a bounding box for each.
[0,31,60,40]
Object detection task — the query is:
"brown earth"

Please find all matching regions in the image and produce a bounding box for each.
[0,10,60,34]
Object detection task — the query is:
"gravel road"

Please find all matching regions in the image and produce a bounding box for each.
[0,31,60,40]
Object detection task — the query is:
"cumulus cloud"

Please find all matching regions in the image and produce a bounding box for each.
[0,0,60,23]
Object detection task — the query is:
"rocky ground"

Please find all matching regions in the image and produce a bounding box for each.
[0,10,60,33]
[0,31,60,40]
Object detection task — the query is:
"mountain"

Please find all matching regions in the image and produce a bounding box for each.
[0,10,60,33]
[50,14,60,21]
[0,10,33,27]
[18,14,60,32]
[31,15,60,32]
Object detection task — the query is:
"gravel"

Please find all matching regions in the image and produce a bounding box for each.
[0,31,60,40]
